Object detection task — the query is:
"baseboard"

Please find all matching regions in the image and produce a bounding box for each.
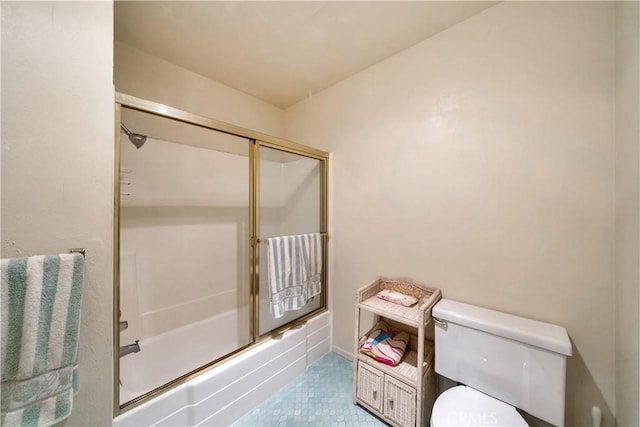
[332,344,354,361]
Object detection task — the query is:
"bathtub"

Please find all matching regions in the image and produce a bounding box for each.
[114,311,331,426]
[120,307,250,405]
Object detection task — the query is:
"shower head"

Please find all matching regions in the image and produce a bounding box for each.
[120,123,147,149]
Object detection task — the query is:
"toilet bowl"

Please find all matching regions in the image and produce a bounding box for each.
[430,385,527,427]
[431,299,572,427]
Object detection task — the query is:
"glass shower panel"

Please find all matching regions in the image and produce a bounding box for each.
[118,107,251,405]
[258,146,323,335]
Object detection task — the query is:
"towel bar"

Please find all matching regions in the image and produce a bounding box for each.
[69,248,86,257]
[255,232,328,244]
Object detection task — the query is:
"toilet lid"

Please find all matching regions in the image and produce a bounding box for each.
[431,386,528,427]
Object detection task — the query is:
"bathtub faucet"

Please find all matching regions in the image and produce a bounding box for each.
[120,340,140,357]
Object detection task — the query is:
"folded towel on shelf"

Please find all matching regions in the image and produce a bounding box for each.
[267,233,323,318]
[376,289,419,307]
[1,253,85,427]
[360,320,410,366]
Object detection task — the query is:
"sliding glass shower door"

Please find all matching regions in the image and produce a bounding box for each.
[118,106,252,405]
[257,146,325,336]
[115,95,328,412]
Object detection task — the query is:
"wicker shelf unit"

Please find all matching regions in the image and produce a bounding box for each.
[353,278,441,427]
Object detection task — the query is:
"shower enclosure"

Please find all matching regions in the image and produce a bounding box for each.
[114,94,328,412]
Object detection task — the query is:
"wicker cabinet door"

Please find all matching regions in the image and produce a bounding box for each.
[383,376,416,427]
[356,362,383,412]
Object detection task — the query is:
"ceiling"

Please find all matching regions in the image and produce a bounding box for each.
[115,1,497,109]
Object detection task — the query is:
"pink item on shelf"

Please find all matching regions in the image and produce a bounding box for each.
[360,321,410,366]
[376,289,418,307]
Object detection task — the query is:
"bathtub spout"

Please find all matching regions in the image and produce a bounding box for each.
[120,340,140,357]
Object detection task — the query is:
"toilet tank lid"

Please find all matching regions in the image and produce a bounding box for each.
[433,299,572,356]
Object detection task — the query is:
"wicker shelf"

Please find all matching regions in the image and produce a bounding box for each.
[357,278,440,328]
[359,297,426,328]
[355,344,433,384]
[353,277,441,427]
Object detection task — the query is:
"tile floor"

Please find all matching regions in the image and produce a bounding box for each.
[233,352,388,426]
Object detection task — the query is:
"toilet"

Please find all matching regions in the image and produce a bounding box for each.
[431,299,572,427]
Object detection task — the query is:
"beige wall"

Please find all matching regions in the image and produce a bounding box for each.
[615,2,640,426]
[114,41,285,138]
[285,2,616,425]
[1,2,115,426]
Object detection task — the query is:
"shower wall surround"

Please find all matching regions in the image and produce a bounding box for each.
[120,134,252,340]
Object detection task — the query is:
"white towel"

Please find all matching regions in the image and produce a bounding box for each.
[1,253,85,427]
[267,233,323,318]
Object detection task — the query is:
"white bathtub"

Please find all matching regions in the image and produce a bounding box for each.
[120,308,250,404]
[114,311,331,427]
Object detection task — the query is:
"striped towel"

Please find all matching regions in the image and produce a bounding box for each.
[267,233,322,318]
[301,233,322,302]
[1,253,85,427]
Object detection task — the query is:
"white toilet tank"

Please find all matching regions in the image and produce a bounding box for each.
[432,299,572,427]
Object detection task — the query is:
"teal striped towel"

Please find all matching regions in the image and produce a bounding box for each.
[1,253,84,427]
[267,233,322,318]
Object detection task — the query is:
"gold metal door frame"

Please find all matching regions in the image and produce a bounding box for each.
[113,103,122,417]
[250,140,259,346]
[253,142,329,342]
[113,93,329,416]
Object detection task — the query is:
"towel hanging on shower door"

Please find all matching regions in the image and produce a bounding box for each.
[302,233,322,302]
[267,233,322,318]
